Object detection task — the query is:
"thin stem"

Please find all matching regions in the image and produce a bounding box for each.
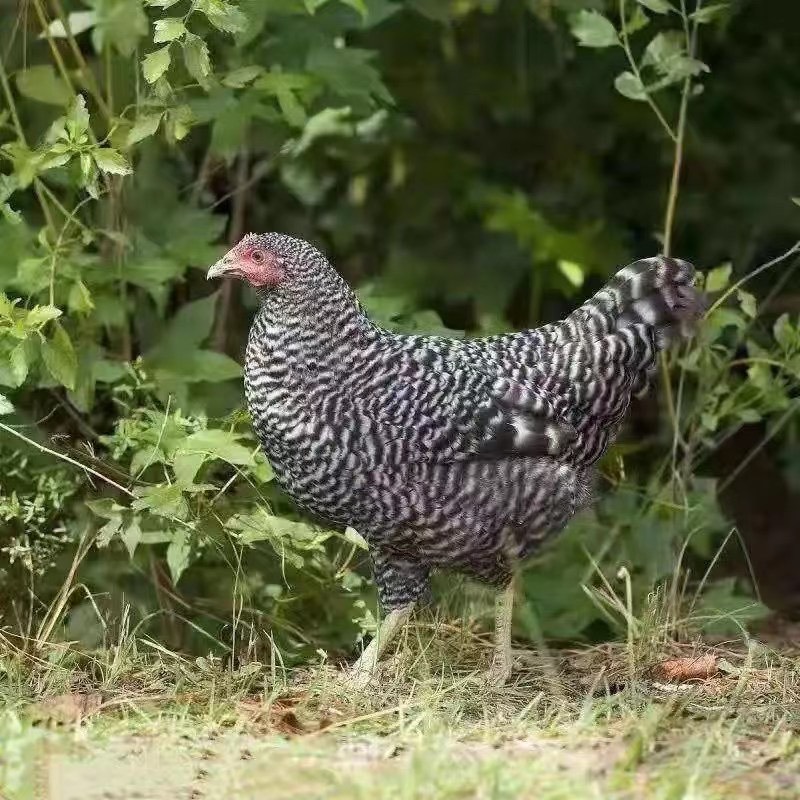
[618,0,677,143]
[660,1,702,488]
[707,241,800,317]
[38,181,94,238]
[0,51,25,138]
[662,1,698,256]
[36,526,95,644]
[48,0,112,122]
[31,0,78,97]
[0,421,135,497]
[0,55,56,232]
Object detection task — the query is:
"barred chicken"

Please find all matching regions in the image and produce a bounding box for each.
[207,233,702,686]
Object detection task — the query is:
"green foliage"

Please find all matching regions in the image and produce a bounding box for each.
[0,0,797,660]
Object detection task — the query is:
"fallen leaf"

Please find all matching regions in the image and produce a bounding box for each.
[236,695,306,735]
[31,692,103,723]
[651,654,719,682]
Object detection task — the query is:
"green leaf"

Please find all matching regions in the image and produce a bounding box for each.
[153,17,186,43]
[643,32,709,86]
[707,308,746,338]
[127,111,163,145]
[255,71,315,126]
[147,294,217,361]
[41,322,77,390]
[695,578,768,635]
[222,65,264,88]
[143,46,172,83]
[24,305,61,330]
[340,0,367,16]
[41,10,97,38]
[228,510,327,559]
[145,293,243,382]
[557,260,585,288]
[65,94,90,139]
[182,33,212,84]
[180,429,253,465]
[16,65,71,106]
[705,263,731,292]
[173,428,254,484]
[1,203,21,225]
[166,529,191,583]
[97,515,123,547]
[635,0,672,13]
[87,498,122,520]
[168,104,194,140]
[623,6,650,35]
[306,46,391,104]
[614,71,647,101]
[68,280,94,314]
[93,148,133,175]
[569,10,619,48]
[10,344,29,386]
[343,526,368,550]
[172,452,206,487]
[195,0,248,33]
[174,350,242,382]
[121,519,142,558]
[0,394,13,415]
[773,314,795,351]
[737,289,757,319]
[643,31,683,69]
[92,0,148,56]
[690,3,728,23]
[276,87,306,127]
[132,483,189,519]
[291,107,353,155]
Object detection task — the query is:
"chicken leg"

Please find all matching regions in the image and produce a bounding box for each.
[487,577,515,686]
[348,604,414,688]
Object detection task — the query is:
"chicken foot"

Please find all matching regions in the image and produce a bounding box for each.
[487,577,515,687]
[348,604,414,688]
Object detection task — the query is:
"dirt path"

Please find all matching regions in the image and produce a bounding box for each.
[41,729,625,800]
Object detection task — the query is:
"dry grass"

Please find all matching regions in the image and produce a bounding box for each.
[2,614,800,800]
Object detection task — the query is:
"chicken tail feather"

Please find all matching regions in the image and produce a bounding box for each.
[571,255,705,348]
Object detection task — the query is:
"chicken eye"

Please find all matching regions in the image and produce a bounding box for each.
[251,250,265,263]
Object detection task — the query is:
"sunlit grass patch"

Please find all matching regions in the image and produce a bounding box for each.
[2,604,799,800]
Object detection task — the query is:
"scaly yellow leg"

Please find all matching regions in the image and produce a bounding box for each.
[348,604,414,689]
[487,578,515,687]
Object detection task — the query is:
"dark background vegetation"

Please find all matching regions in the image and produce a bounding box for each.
[1,0,799,665]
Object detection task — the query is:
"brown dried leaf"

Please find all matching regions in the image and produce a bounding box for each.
[235,695,306,735]
[31,692,103,724]
[652,654,719,682]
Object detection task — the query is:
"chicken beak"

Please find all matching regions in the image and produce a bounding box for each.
[206,254,234,280]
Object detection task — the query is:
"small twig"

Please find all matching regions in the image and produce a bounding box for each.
[48,0,112,122]
[0,53,57,231]
[47,389,100,441]
[662,2,703,490]
[618,0,677,143]
[36,525,95,644]
[208,157,273,211]
[0,421,135,497]
[31,0,78,98]
[662,1,700,256]
[707,241,800,317]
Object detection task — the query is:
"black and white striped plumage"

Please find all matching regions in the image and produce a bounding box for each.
[221,234,702,611]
